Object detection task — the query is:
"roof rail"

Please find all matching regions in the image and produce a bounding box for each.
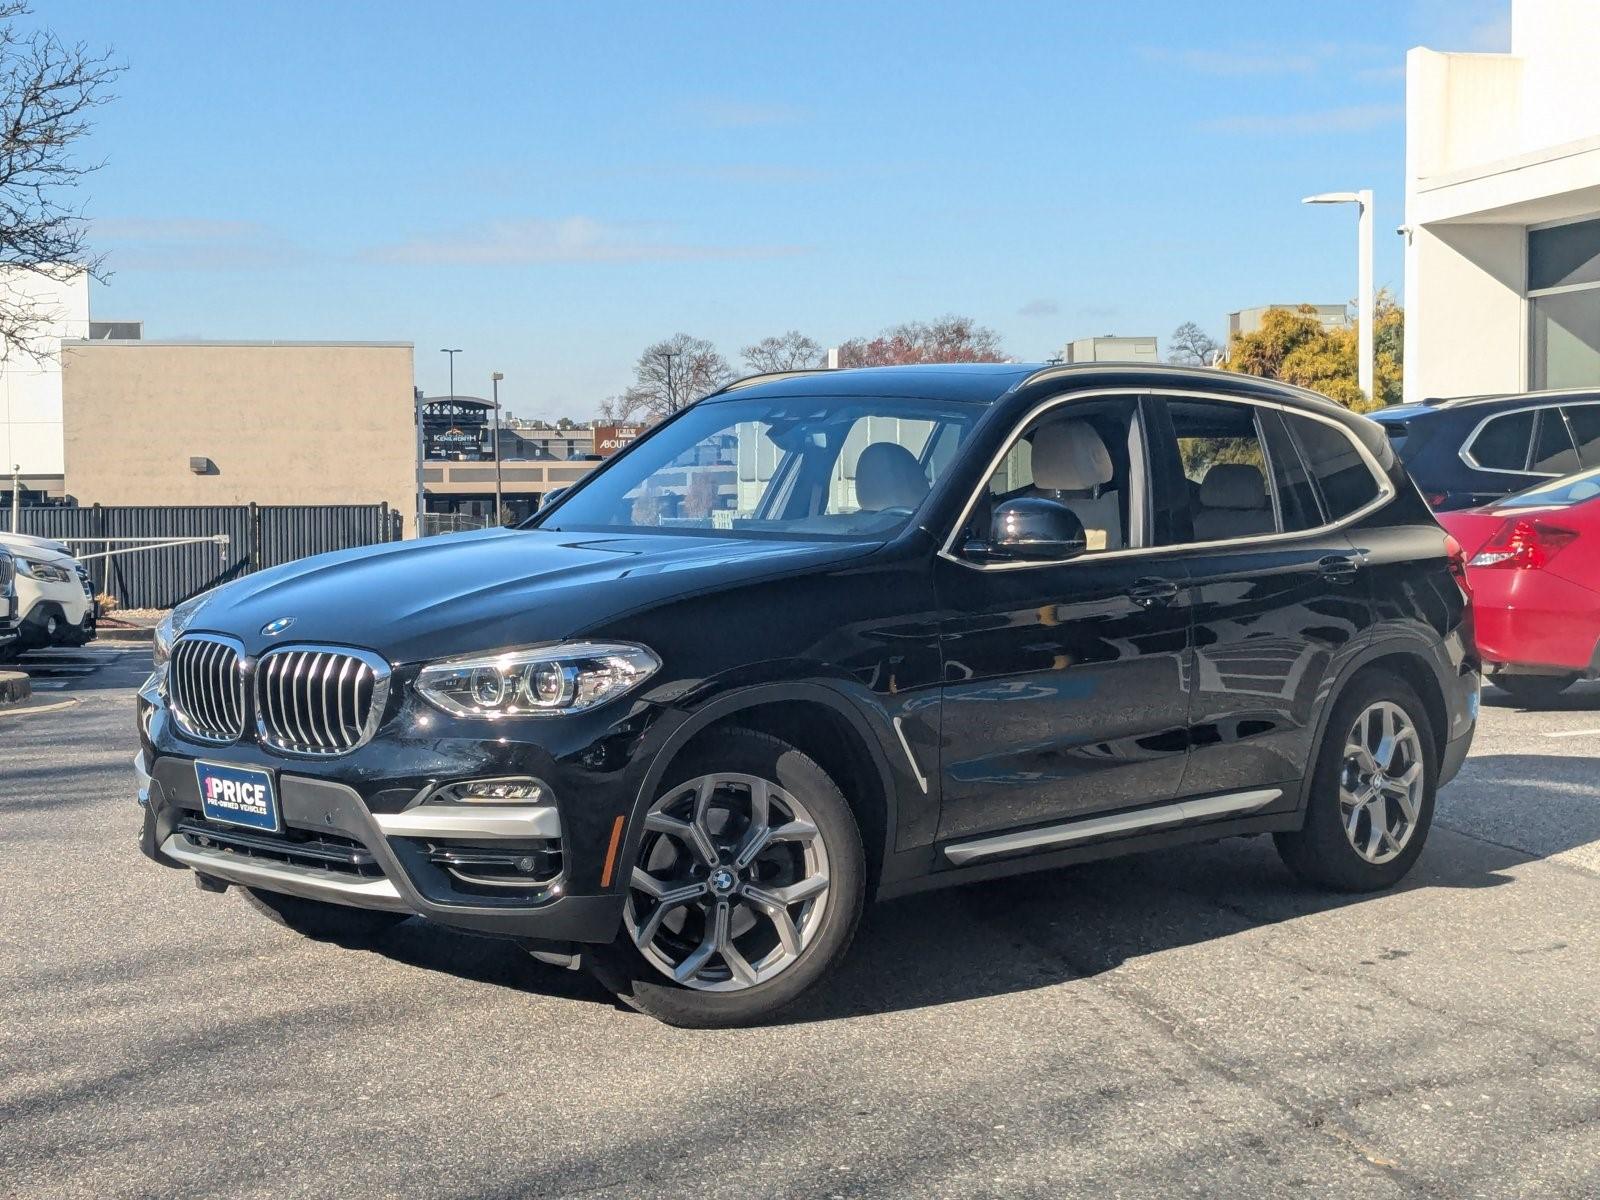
[703,368,832,398]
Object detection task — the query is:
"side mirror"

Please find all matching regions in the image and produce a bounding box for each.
[964,497,1087,563]
[540,487,567,509]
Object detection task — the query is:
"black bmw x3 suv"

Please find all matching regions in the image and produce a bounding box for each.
[137,363,1478,1026]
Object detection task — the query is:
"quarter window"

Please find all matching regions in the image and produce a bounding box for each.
[1531,409,1580,474]
[1282,412,1381,519]
[1465,409,1536,473]
[1565,404,1600,468]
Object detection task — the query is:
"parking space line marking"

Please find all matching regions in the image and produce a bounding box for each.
[1542,728,1600,738]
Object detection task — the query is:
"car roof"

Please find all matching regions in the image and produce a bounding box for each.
[1423,388,1600,411]
[707,362,1038,404]
[706,362,1363,420]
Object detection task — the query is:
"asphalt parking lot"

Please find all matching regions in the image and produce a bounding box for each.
[2,645,1597,1199]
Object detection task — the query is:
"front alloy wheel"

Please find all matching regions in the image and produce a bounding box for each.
[590,729,864,1027]
[625,772,831,990]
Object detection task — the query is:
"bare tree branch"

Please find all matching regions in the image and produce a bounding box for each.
[0,2,121,360]
[835,315,1007,367]
[619,333,734,423]
[741,330,823,374]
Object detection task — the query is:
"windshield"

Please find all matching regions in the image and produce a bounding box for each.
[1499,466,1600,509]
[533,395,980,540]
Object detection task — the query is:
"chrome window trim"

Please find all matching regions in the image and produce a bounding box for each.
[167,632,247,745]
[252,643,392,758]
[1456,401,1600,479]
[936,386,1396,573]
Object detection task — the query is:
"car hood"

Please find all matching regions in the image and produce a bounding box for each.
[188,527,880,664]
[0,532,77,565]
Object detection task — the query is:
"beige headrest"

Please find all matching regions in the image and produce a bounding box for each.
[1032,419,1113,491]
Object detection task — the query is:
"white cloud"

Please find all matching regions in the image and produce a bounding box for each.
[363,217,807,266]
[93,217,306,270]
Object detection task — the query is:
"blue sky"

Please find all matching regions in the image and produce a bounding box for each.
[54,0,1509,421]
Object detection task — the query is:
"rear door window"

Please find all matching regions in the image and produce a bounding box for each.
[1160,397,1280,545]
[1282,413,1381,519]
[1466,410,1536,472]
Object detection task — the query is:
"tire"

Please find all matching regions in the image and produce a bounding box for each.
[1490,672,1578,707]
[240,887,407,944]
[1275,671,1438,893]
[589,728,865,1028]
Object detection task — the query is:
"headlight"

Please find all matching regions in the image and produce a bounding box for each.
[16,557,72,584]
[416,642,660,719]
[153,589,216,668]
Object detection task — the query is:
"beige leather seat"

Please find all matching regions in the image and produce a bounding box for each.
[855,442,930,511]
[1193,463,1274,540]
[1028,418,1123,549]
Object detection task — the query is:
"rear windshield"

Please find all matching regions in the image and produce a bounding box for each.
[1499,467,1600,509]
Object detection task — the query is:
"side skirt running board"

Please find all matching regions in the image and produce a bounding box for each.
[942,788,1283,866]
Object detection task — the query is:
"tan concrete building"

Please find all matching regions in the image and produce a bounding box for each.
[62,340,417,525]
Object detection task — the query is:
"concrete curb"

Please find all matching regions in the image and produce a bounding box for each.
[0,669,31,707]
[0,695,79,718]
[94,626,155,643]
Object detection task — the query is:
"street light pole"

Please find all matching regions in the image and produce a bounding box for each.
[661,351,679,415]
[440,347,461,400]
[490,371,504,524]
[1302,190,1375,401]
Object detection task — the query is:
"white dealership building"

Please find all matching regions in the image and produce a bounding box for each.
[1404,0,1600,403]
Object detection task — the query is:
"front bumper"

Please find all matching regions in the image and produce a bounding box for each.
[138,750,627,941]
[15,598,94,649]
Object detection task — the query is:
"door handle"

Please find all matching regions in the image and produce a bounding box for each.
[1317,554,1364,584]
[1126,577,1180,608]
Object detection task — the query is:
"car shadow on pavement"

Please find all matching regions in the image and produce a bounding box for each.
[1481,678,1600,712]
[349,749,1599,1025]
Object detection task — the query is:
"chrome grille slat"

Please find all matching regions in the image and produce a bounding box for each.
[254,645,389,756]
[336,656,357,745]
[168,635,246,744]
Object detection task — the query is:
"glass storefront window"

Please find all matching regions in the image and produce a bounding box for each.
[1531,288,1600,390]
[1530,217,1600,390]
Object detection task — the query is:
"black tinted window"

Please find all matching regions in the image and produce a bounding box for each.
[1260,411,1323,532]
[1284,414,1380,519]
[1566,404,1600,467]
[1532,409,1580,474]
[1469,410,1535,471]
[1528,217,1600,291]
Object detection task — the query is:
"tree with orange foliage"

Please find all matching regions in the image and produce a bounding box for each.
[1223,294,1403,413]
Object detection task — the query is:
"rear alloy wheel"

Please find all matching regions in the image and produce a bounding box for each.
[1276,672,1438,892]
[1490,672,1578,708]
[591,729,864,1027]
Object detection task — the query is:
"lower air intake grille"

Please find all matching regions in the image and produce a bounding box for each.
[254,646,389,755]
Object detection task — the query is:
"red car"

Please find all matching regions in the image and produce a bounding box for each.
[1438,468,1600,705]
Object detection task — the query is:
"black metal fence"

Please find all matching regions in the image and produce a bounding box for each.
[0,503,403,609]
